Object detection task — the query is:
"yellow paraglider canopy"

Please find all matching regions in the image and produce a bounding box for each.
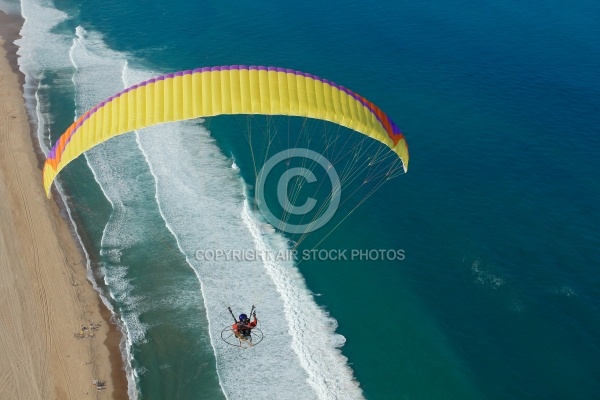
[43,66,409,197]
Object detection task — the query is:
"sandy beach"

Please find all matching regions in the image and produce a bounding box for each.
[0,14,126,400]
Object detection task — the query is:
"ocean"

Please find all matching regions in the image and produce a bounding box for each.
[2,0,599,398]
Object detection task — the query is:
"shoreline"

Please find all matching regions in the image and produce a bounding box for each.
[0,9,128,399]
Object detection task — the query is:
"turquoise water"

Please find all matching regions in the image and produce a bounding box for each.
[5,0,600,398]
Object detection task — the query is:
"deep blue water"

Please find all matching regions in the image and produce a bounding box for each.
[9,0,600,398]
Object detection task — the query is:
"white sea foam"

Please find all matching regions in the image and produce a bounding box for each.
[15,0,73,154]
[69,26,156,399]
[553,286,576,297]
[0,0,21,15]
[471,258,505,290]
[130,115,315,398]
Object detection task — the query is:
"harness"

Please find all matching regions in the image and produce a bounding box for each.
[238,322,252,336]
